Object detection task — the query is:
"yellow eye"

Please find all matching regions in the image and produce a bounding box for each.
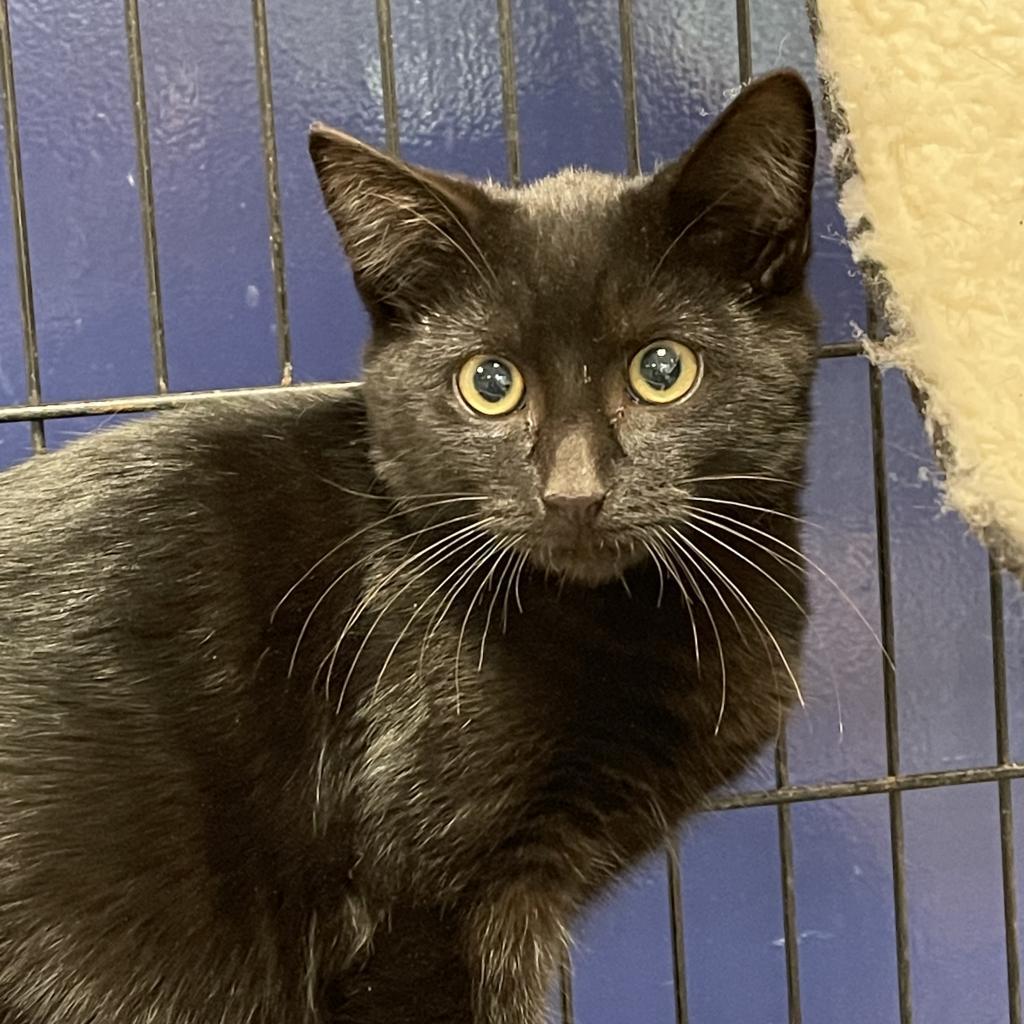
[628,341,701,405]
[456,355,525,416]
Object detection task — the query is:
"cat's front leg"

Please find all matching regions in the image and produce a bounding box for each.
[467,882,570,1024]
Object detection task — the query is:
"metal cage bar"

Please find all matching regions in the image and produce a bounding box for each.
[251,0,294,385]
[558,954,576,1024]
[868,354,914,1024]
[734,9,804,1022]
[496,0,521,185]
[375,0,400,155]
[0,380,359,423]
[123,0,169,394]
[707,762,1024,811]
[0,0,44,451]
[775,734,803,1024]
[617,0,641,176]
[991,561,1023,1023]
[735,0,753,84]
[666,844,690,1024]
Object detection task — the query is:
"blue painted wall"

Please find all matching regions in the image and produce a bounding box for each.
[1,1,1019,1021]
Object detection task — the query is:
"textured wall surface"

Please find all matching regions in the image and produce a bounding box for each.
[1,2,1021,1021]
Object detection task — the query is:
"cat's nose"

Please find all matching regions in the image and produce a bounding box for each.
[542,489,607,522]
[540,426,610,524]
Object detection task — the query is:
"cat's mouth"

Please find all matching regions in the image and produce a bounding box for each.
[533,536,642,586]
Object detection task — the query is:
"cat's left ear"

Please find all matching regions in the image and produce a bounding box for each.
[641,70,817,295]
[309,125,500,325]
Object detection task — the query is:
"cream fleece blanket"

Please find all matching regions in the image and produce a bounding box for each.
[809,0,1024,573]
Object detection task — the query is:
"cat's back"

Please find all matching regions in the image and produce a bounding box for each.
[0,383,369,521]
[0,385,370,614]
[0,384,373,764]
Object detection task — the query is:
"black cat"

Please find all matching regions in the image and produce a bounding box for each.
[0,70,818,1023]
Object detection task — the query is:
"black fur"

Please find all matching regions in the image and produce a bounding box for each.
[0,71,818,1023]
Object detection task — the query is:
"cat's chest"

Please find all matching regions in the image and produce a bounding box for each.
[346,576,777,894]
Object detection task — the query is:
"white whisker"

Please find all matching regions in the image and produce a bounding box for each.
[313,479,487,504]
[512,551,527,615]
[480,545,522,669]
[683,494,816,529]
[681,517,808,618]
[665,526,805,708]
[502,551,529,632]
[272,494,485,624]
[454,537,522,703]
[653,528,730,730]
[682,473,802,489]
[646,531,701,671]
[330,530,493,711]
[419,536,506,710]
[639,539,666,609]
[370,533,505,712]
[319,519,496,709]
[658,526,743,639]
[686,506,893,669]
[286,511,484,678]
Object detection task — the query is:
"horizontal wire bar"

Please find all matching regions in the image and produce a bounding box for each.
[0,381,359,423]
[818,340,864,358]
[0,342,866,424]
[706,762,1024,812]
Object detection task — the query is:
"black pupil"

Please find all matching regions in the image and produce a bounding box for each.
[639,346,681,391]
[473,360,513,403]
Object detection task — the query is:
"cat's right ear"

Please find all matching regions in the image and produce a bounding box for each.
[639,70,817,296]
[309,125,499,325]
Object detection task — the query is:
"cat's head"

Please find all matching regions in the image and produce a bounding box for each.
[311,70,819,586]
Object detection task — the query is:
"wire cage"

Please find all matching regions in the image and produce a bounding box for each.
[1,1,1021,1022]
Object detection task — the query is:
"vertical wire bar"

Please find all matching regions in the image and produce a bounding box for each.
[991,561,1023,1024]
[495,0,521,185]
[123,0,168,393]
[666,844,690,1024]
[617,0,640,176]
[775,735,803,1024]
[250,0,293,386]
[734,2,800,1016]
[0,0,44,451]
[559,952,575,1024]
[374,0,400,156]
[734,0,753,84]
[868,355,913,1023]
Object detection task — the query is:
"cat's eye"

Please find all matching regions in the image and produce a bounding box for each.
[628,341,701,405]
[456,355,525,416]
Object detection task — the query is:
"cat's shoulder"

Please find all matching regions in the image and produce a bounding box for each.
[0,386,372,544]
[1,385,367,481]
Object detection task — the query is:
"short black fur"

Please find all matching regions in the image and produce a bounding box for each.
[0,71,818,1023]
